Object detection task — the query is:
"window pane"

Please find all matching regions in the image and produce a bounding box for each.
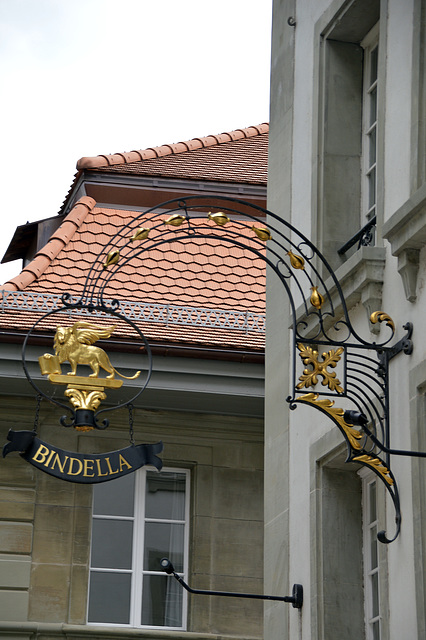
[88,571,131,624]
[368,167,376,209]
[370,46,378,84]
[370,525,378,569]
[369,481,377,523]
[144,522,185,572]
[93,473,135,517]
[371,571,379,618]
[141,574,183,627]
[372,619,380,640]
[145,471,186,520]
[91,519,133,569]
[369,87,377,127]
[368,127,377,167]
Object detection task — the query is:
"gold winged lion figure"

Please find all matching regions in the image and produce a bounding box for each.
[53,321,140,380]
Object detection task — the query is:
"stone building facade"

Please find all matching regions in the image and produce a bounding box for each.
[266,1,426,639]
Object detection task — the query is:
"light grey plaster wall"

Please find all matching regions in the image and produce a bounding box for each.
[0,397,264,639]
[265,2,295,639]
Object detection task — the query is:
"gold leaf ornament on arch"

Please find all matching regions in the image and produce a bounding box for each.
[296,343,344,393]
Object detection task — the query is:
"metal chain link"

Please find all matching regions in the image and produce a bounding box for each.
[33,394,42,434]
[128,404,135,445]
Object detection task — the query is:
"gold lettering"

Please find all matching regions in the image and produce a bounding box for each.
[68,457,84,476]
[83,459,95,477]
[32,444,50,464]
[106,457,119,475]
[119,454,132,472]
[45,449,56,467]
[96,459,109,477]
[50,453,69,474]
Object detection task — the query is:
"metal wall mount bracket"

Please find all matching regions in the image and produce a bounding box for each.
[160,558,303,609]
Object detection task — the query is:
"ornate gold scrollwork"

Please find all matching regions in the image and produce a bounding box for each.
[351,454,394,486]
[296,344,344,393]
[65,388,106,412]
[296,393,363,450]
[370,311,395,331]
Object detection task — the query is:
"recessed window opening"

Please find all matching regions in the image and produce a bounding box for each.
[361,24,380,227]
[360,469,381,640]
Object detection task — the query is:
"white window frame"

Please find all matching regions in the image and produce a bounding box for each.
[359,468,381,640]
[361,22,380,225]
[88,467,190,630]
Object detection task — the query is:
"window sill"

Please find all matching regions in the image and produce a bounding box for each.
[0,621,261,640]
[383,182,426,301]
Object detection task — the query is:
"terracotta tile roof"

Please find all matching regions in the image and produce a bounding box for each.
[1,197,266,351]
[76,124,268,185]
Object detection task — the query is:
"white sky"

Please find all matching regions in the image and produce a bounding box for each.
[0,0,272,285]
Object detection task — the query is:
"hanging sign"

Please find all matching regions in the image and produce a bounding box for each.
[2,318,163,484]
[3,430,163,484]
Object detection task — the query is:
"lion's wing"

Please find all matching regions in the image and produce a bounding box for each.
[73,322,116,345]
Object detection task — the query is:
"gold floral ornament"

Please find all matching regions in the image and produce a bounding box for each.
[252,226,272,241]
[287,250,305,270]
[103,249,120,269]
[352,454,394,485]
[370,311,395,331]
[130,227,150,241]
[310,286,325,310]
[164,214,186,226]
[296,343,344,393]
[296,393,363,450]
[208,211,230,226]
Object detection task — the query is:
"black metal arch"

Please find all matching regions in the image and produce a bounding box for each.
[26,195,421,542]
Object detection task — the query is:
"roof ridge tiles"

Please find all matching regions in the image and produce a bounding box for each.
[1,196,96,292]
[76,123,269,170]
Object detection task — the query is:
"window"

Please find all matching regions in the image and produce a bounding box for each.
[361,24,380,226]
[88,468,190,629]
[361,471,381,640]
[318,1,381,267]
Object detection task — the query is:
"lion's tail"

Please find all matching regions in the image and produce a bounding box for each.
[114,369,141,380]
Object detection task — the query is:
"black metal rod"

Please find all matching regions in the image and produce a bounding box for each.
[160,558,303,609]
[337,215,376,255]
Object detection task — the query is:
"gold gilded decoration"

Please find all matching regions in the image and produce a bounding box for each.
[103,249,120,269]
[130,227,150,241]
[352,454,394,486]
[164,214,185,226]
[208,211,230,226]
[310,286,325,310]
[39,322,141,427]
[297,393,363,450]
[252,226,272,241]
[287,250,305,270]
[65,388,106,411]
[38,354,61,375]
[370,311,395,331]
[50,322,140,380]
[296,344,344,393]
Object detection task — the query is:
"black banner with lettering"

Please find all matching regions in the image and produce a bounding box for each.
[3,430,163,483]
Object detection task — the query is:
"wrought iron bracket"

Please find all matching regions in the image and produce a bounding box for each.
[160,558,303,609]
[378,321,413,372]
